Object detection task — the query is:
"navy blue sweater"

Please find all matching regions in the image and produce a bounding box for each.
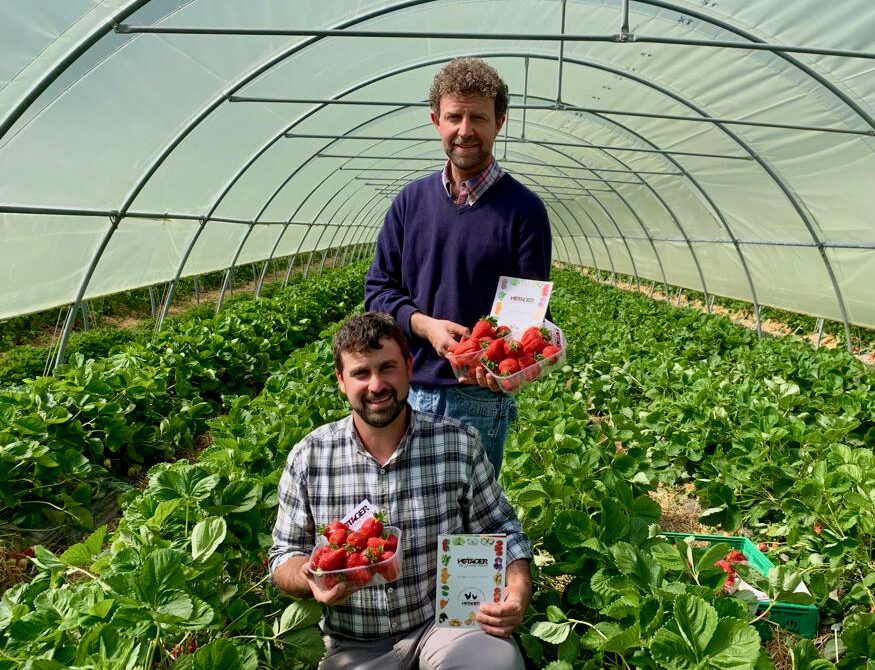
[364,171,552,386]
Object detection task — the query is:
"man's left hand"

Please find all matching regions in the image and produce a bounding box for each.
[476,594,526,637]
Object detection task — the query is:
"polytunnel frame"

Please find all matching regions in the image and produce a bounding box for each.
[241,51,856,344]
[4,2,871,365]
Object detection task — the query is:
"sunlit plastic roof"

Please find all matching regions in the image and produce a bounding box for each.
[2,1,874,352]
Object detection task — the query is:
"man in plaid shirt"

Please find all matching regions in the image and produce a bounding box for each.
[269,312,532,669]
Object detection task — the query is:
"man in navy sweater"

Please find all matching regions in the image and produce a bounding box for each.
[364,58,552,475]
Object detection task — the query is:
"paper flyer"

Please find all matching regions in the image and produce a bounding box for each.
[490,276,553,334]
[435,534,506,628]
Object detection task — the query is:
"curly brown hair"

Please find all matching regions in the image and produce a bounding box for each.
[333,312,411,372]
[428,58,509,119]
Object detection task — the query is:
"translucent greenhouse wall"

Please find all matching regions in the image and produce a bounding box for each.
[1,1,874,343]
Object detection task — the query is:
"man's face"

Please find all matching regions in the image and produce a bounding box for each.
[431,93,505,180]
[335,337,412,429]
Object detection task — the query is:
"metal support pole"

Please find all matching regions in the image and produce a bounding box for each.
[80,303,90,331]
[54,214,121,369]
[815,318,825,350]
[149,286,157,319]
[194,277,200,304]
[556,0,567,107]
[648,281,655,298]
[522,57,529,140]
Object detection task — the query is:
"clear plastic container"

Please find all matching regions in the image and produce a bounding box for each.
[308,525,402,590]
[446,321,566,395]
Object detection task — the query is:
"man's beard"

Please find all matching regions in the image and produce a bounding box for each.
[353,389,408,428]
[446,143,488,171]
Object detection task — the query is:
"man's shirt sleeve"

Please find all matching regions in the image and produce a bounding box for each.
[364,198,420,336]
[268,444,313,577]
[517,197,552,282]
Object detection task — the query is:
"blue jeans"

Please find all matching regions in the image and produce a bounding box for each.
[407,384,516,476]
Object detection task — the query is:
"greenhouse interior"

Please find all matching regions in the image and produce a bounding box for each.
[1,1,874,668]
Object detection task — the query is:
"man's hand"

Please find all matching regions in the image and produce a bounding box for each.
[476,559,532,637]
[410,312,468,358]
[271,555,353,606]
[458,363,502,392]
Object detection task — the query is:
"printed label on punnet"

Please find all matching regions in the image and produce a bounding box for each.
[490,277,553,333]
[342,498,375,531]
[435,534,506,628]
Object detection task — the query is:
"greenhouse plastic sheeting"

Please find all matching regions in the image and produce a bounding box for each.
[1,0,874,332]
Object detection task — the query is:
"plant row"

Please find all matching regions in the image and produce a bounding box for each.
[0,263,366,533]
[0,328,352,668]
[504,266,875,668]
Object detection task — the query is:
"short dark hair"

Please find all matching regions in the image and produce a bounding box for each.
[428,57,509,119]
[333,312,411,372]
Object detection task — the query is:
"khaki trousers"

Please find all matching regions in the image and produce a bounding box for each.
[319,621,525,670]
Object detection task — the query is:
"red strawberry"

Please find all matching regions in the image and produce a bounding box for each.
[327,528,348,546]
[481,339,505,364]
[319,520,347,538]
[366,536,387,554]
[311,545,328,570]
[501,338,522,359]
[494,325,511,338]
[471,316,497,339]
[345,531,368,552]
[714,559,734,574]
[500,376,521,393]
[376,551,399,580]
[813,525,823,535]
[540,344,561,360]
[497,359,520,376]
[451,337,478,355]
[21,547,35,558]
[520,326,549,346]
[360,513,385,539]
[318,547,348,571]
[381,532,398,552]
[345,551,373,586]
[727,549,746,563]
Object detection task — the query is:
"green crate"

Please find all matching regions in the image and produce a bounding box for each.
[663,532,819,639]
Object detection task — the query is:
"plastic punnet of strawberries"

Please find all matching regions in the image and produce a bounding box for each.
[309,512,402,589]
[446,316,563,393]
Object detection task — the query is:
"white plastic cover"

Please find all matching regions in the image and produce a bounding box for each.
[1,1,873,330]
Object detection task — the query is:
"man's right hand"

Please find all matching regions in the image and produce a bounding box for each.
[302,561,354,606]
[410,312,468,358]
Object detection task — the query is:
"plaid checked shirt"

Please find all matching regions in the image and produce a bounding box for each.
[440,157,504,205]
[269,408,532,640]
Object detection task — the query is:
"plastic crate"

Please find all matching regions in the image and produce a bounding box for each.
[663,532,819,639]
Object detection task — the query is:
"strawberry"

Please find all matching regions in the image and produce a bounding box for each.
[540,344,561,359]
[345,551,373,586]
[310,545,328,570]
[318,547,348,572]
[497,358,520,376]
[521,326,550,345]
[360,513,385,539]
[727,549,746,563]
[375,551,399,580]
[327,528,347,546]
[21,547,35,558]
[471,316,497,340]
[366,536,387,554]
[451,337,478,355]
[481,339,505,364]
[501,338,522,359]
[500,376,521,393]
[714,559,734,574]
[494,325,511,338]
[522,363,541,382]
[318,520,347,538]
[381,532,398,553]
[345,531,368,552]
[813,525,823,535]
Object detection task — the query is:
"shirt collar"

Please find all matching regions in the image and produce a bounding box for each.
[440,157,503,206]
